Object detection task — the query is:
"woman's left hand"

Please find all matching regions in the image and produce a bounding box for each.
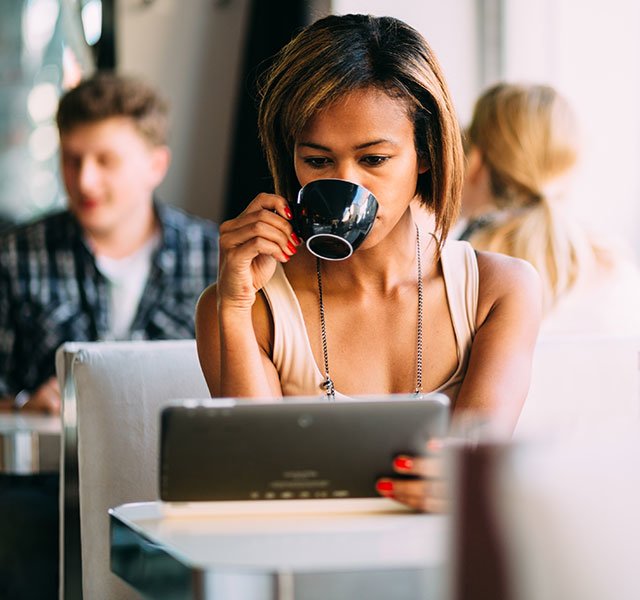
[375,442,447,512]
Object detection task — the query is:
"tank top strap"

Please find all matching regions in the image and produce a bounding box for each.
[440,239,479,355]
[432,240,479,402]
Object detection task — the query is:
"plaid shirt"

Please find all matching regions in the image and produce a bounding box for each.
[0,202,218,396]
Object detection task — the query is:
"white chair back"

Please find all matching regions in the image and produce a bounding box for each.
[56,340,209,600]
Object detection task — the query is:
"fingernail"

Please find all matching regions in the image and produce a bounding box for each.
[286,241,297,254]
[375,479,394,494]
[284,206,293,220]
[393,456,414,471]
[291,232,301,245]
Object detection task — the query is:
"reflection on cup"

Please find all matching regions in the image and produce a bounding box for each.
[291,179,378,261]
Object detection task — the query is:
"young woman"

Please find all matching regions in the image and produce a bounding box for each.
[196,14,541,510]
[459,82,640,334]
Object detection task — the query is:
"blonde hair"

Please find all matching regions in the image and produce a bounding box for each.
[466,83,602,310]
[258,14,464,250]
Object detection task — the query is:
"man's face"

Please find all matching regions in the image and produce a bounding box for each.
[60,116,169,238]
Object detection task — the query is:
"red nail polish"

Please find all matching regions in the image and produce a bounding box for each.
[284,206,293,219]
[291,232,301,245]
[286,241,297,254]
[394,456,414,471]
[375,480,394,494]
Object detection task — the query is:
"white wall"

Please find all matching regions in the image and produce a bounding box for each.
[503,0,640,259]
[116,0,251,222]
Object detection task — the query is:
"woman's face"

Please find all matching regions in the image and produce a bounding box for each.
[294,87,427,245]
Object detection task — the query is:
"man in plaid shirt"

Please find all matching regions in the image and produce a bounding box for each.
[0,73,218,414]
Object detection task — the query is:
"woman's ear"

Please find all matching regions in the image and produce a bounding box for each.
[418,155,429,175]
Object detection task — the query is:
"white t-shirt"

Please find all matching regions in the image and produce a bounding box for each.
[95,233,160,339]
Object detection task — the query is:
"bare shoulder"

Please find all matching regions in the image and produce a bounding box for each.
[475,250,542,323]
[476,250,541,291]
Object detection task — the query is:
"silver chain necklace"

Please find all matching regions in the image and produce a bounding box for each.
[316,223,424,401]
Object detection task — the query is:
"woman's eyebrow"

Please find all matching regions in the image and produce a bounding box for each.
[354,139,397,150]
[297,141,331,151]
[297,139,398,151]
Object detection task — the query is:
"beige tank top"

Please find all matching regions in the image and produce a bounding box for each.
[261,240,479,405]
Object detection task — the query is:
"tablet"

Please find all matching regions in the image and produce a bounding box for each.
[159,393,450,502]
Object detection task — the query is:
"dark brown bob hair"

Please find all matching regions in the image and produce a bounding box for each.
[258,13,464,244]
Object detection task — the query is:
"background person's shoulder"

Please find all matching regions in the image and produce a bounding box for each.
[156,201,218,234]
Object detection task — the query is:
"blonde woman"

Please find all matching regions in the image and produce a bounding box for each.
[459,82,640,335]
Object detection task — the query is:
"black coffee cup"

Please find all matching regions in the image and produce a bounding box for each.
[291,179,379,260]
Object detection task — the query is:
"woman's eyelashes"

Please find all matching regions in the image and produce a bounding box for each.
[361,155,390,167]
[302,156,331,169]
[301,155,391,169]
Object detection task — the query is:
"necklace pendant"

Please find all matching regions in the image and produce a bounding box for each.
[323,377,336,401]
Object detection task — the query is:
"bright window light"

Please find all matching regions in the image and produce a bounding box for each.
[81,0,102,46]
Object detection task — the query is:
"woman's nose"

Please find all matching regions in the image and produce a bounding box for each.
[333,163,361,185]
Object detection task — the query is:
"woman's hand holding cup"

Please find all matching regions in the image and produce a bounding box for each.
[217,193,301,310]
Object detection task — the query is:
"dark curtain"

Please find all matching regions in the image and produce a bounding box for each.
[94,0,117,70]
[223,0,312,221]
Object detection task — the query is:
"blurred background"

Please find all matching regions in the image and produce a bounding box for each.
[2,0,639,257]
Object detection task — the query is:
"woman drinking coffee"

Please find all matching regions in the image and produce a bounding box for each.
[196,13,542,511]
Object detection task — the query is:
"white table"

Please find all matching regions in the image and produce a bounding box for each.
[0,413,61,474]
[110,500,450,599]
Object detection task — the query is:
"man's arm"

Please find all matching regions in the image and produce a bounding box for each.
[0,235,61,415]
[0,378,61,414]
